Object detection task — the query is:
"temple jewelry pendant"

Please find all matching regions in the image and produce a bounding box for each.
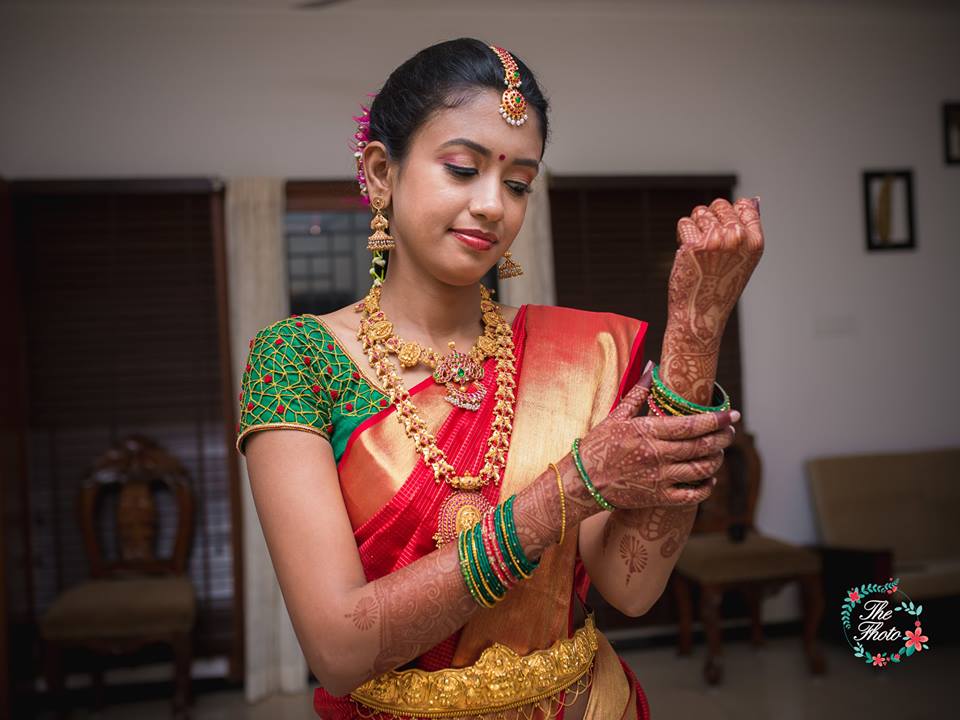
[433,490,493,548]
[433,343,486,411]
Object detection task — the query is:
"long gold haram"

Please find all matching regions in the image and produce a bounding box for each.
[354,284,519,547]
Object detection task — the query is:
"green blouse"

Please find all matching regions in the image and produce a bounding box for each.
[236,313,391,463]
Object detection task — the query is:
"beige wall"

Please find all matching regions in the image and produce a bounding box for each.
[3,0,958,622]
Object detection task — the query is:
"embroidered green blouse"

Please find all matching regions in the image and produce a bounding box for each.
[235,314,390,463]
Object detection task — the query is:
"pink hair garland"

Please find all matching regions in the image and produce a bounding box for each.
[350,92,377,205]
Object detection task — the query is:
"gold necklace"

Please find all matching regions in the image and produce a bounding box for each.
[359,287,498,369]
[357,285,500,411]
[353,283,519,547]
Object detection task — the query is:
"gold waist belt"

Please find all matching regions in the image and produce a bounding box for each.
[349,613,599,719]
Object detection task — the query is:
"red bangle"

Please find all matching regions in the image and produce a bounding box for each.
[647,394,666,416]
[483,510,515,589]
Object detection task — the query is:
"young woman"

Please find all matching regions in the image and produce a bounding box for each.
[236,38,763,720]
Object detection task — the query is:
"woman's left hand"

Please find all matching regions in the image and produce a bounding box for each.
[667,197,765,342]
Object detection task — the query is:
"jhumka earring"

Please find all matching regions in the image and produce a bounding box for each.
[497,251,523,279]
[366,197,394,251]
[367,196,393,287]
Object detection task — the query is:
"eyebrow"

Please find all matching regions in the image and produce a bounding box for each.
[438,137,540,169]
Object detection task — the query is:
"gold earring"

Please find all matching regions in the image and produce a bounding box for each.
[497,251,523,279]
[367,197,395,251]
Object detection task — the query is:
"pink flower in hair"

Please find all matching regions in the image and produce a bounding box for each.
[350,92,377,204]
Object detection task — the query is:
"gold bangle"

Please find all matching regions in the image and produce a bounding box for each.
[462,529,496,608]
[549,462,566,546]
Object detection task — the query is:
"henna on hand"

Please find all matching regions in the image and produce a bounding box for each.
[576,367,736,511]
[664,197,764,403]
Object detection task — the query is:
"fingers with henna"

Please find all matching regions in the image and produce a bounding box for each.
[636,409,740,441]
[662,452,725,484]
[658,426,735,462]
[660,480,716,506]
[609,361,654,421]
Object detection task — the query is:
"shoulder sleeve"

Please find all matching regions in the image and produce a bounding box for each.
[235,317,332,456]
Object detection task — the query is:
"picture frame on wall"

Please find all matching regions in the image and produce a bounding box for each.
[944,102,960,165]
[862,170,915,252]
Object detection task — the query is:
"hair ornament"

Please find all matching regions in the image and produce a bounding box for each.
[488,45,528,127]
[351,92,377,203]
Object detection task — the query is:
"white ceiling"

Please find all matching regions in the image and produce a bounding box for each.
[1,0,954,13]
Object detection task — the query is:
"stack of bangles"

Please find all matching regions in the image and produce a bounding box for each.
[458,495,540,608]
[569,363,732,512]
[647,363,731,417]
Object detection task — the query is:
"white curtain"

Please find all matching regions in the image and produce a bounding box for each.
[498,166,556,307]
[225,177,309,702]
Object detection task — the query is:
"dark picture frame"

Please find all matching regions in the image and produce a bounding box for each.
[862,170,915,252]
[944,102,960,165]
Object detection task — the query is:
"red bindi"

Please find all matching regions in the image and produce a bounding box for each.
[498,153,506,161]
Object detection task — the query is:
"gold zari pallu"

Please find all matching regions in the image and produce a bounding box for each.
[349,613,599,719]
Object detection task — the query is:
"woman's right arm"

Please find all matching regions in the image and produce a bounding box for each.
[244,430,598,697]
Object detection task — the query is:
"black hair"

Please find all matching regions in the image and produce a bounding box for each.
[368,38,550,165]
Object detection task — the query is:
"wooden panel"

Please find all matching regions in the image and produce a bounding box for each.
[549,175,742,414]
[9,180,239,681]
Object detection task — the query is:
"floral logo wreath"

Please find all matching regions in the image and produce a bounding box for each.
[841,577,930,668]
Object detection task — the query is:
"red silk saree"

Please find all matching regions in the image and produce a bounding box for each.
[317,303,649,719]
[238,303,651,719]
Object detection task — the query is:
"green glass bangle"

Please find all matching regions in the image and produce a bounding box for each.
[495,500,533,580]
[466,529,502,607]
[503,495,540,574]
[571,438,618,511]
[493,501,523,582]
[472,521,506,598]
[651,364,731,413]
[458,528,488,607]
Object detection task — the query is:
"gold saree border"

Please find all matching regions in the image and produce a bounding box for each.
[583,629,633,720]
[452,305,646,667]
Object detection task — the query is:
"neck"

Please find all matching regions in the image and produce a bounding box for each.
[375,256,486,347]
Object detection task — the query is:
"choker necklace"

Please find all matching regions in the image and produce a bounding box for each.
[356,284,501,411]
[354,283,519,547]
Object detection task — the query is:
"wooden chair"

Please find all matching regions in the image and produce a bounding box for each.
[40,435,197,718]
[671,424,827,685]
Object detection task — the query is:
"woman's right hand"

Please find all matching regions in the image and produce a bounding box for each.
[575,365,738,510]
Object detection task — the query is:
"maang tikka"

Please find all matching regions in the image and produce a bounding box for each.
[489,44,526,279]
[489,44,528,127]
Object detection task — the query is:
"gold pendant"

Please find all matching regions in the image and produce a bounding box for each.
[443,381,486,411]
[433,490,493,548]
[434,343,486,411]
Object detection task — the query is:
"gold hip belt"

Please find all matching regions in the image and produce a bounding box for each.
[349,613,599,719]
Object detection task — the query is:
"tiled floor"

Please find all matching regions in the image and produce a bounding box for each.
[39,635,952,719]
[620,637,950,720]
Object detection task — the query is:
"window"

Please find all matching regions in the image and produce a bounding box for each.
[284,180,500,315]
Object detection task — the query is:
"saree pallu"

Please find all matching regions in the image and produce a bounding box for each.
[314,304,651,720]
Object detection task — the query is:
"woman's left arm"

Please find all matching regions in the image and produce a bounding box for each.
[580,197,764,617]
